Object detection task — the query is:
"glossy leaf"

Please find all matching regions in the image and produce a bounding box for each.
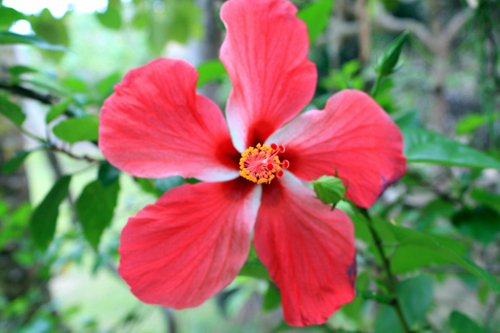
[30,176,71,251]
[402,127,500,169]
[0,94,25,126]
[297,0,334,44]
[76,179,120,249]
[0,31,68,51]
[1,150,31,174]
[52,115,99,143]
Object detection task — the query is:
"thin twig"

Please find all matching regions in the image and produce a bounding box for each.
[360,208,415,333]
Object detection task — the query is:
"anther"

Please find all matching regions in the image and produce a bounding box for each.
[239,143,289,184]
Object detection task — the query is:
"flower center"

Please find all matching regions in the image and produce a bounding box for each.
[239,143,289,184]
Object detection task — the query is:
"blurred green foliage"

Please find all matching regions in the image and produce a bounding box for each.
[0,0,499,332]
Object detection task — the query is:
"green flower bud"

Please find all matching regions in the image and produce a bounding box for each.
[312,175,348,209]
[375,31,409,78]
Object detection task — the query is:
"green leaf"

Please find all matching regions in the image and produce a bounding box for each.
[52,115,99,143]
[239,260,270,281]
[263,284,281,311]
[46,98,72,123]
[196,60,228,87]
[358,290,393,303]
[8,65,37,76]
[297,0,334,44]
[96,7,122,30]
[456,113,499,135]
[449,311,488,333]
[452,206,500,245]
[397,275,433,328]
[470,188,500,211]
[1,150,31,173]
[76,179,120,249]
[375,31,408,78]
[312,175,347,208]
[30,176,71,250]
[341,271,369,321]
[98,161,120,187]
[28,8,69,59]
[0,6,25,29]
[0,31,67,51]
[402,127,500,169]
[0,94,25,126]
[374,275,433,333]
[387,222,500,294]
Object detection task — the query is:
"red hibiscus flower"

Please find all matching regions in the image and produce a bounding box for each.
[99,0,406,326]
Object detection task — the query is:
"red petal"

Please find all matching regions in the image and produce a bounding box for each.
[267,90,406,208]
[220,0,317,151]
[118,179,261,308]
[99,58,240,181]
[254,174,356,326]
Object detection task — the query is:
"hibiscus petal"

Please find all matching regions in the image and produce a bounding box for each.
[220,0,317,152]
[253,173,356,326]
[118,179,261,308]
[99,58,240,181]
[266,90,406,208]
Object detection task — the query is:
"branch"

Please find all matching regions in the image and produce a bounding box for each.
[0,81,57,105]
[360,208,415,333]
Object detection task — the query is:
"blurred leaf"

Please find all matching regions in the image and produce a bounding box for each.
[449,311,488,333]
[98,161,120,187]
[1,150,31,173]
[387,222,500,294]
[76,179,120,249]
[358,290,393,303]
[28,8,69,46]
[0,31,68,51]
[297,0,334,44]
[196,60,228,87]
[263,284,281,311]
[0,94,25,126]
[96,72,121,101]
[239,260,270,281]
[30,175,71,251]
[8,65,37,76]
[154,176,187,193]
[393,109,421,128]
[402,127,500,169]
[52,115,99,143]
[342,271,369,321]
[470,188,500,211]
[46,97,72,123]
[375,275,432,333]
[61,77,89,93]
[0,6,25,29]
[96,7,122,30]
[375,31,408,78]
[452,206,500,245]
[397,275,433,328]
[456,113,499,135]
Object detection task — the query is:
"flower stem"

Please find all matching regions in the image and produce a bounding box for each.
[359,208,414,333]
[370,76,383,98]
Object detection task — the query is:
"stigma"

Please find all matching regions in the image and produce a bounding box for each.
[239,143,290,184]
